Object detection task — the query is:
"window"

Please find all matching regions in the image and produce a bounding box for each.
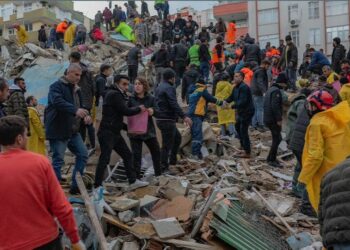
[309,28,321,45]
[326,1,348,16]
[258,8,278,25]
[258,34,279,49]
[289,30,300,46]
[24,3,32,12]
[326,25,349,43]
[288,4,298,21]
[8,29,14,35]
[235,19,248,28]
[24,23,33,32]
[308,1,319,19]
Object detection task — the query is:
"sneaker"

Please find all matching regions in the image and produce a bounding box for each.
[128,179,149,191]
[267,160,283,168]
[88,147,96,157]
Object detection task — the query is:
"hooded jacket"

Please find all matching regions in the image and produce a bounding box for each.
[340,83,350,105]
[27,107,45,155]
[45,77,82,140]
[99,85,141,133]
[319,157,350,248]
[288,107,310,154]
[263,83,284,125]
[299,101,350,211]
[78,62,94,110]
[215,81,235,125]
[17,25,28,46]
[286,93,307,143]
[4,84,29,124]
[64,24,76,47]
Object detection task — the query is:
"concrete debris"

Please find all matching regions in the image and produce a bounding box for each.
[267,193,296,217]
[121,241,139,250]
[151,196,194,221]
[151,217,185,239]
[118,210,135,223]
[110,198,140,212]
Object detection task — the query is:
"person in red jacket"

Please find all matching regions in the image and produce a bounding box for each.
[0,115,85,249]
[90,25,105,42]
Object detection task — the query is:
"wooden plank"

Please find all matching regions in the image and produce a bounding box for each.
[240,159,252,176]
[76,173,108,250]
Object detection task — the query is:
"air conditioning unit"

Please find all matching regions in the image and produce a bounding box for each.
[289,19,300,28]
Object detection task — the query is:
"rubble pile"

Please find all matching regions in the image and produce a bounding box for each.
[62,124,321,250]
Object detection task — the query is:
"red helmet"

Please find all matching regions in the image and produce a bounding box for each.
[307,90,334,111]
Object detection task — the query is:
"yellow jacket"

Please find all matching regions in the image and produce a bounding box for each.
[299,101,350,211]
[17,25,28,46]
[340,83,350,106]
[27,107,46,155]
[64,24,76,47]
[215,81,235,125]
[326,72,339,84]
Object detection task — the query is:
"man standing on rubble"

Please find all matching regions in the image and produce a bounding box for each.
[299,91,350,212]
[69,52,96,156]
[224,72,255,158]
[127,43,144,86]
[155,68,192,172]
[151,43,170,86]
[95,75,149,190]
[0,78,9,119]
[4,77,29,127]
[0,115,85,249]
[263,72,288,168]
[45,63,90,195]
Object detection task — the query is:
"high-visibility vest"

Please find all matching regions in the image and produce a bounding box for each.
[212,46,225,64]
[56,21,68,33]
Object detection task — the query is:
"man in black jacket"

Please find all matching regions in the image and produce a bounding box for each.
[38,25,47,48]
[141,0,149,18]
[182,64,200,103]
[95,64,113,107]
[155,68,192,172]
[174,13,186,31]
[151,43,170,87]
[331,37,346,74]
[279,35,298,92]
[319,157,350,249]
[263,72,288,168]
[171,39,188,87]
[199,39,211,83]
[95,75,148,190]
[242,39,261,65]
[69,52,96,155]
[251,59,270,131]
[127,43,144,85]
[224,71,255,158]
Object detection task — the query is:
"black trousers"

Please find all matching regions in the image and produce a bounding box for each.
[151,34,158,45]
[156,120,181,170]
[235,116,252,154]
[266,123,282,162]
[35,236,62,250]
[128,65,138,85]
[174,61,186,87]
[130,137,162,178]
[95,129,136,186]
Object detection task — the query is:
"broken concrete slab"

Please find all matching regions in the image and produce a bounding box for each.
[151,217,185,240]
[267,193,296,217]
[110,198,140,212]
[121,241,139,250]
[140,195,159,208]
[118,210,135,223]
[151,196,194,221]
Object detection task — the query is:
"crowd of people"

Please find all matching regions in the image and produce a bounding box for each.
[4,0,350,249]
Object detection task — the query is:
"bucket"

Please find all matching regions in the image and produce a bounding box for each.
[127,111,148,135]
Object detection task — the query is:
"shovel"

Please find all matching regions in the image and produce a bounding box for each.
[252,187,314,250]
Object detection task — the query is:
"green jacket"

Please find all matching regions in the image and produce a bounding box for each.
[286,93,307,143]
[188,44,200,67]
[4,84,29,124]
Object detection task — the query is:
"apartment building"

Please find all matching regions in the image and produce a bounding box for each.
[0,0,92,42]
[248,0,350,60]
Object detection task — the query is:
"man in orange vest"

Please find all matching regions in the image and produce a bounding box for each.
[226,20,236,45]
[56,20,68,50]
[212,36,225,72]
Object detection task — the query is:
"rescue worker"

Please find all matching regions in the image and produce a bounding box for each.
[14,24,28,46]
[226,20,236,45]
[64,22,76,47]
[56,20,68,50]
[188,39,201,67]
[212,36,225,72]
[115,22,136,42]
[26,96,45,155]
[299,91,350,212]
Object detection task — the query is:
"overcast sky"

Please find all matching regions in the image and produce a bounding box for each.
[73,1,217,19]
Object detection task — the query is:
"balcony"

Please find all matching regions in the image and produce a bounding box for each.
[213,1,248,20]
[1,8,57,27]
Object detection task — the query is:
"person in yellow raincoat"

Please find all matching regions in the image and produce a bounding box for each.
[115,21,136,42]
[215,72,236,139]
[14,24,28,46]
[299,90,350,212]
[64,22,76,47]
[26,96,45,155]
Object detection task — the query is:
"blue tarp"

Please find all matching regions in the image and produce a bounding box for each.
[110,33,130,42]
[21,60,69,105]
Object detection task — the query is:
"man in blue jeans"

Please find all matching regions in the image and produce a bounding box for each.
[199,39,211,83]
[45,63,90,194]
[251,59,270,130]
